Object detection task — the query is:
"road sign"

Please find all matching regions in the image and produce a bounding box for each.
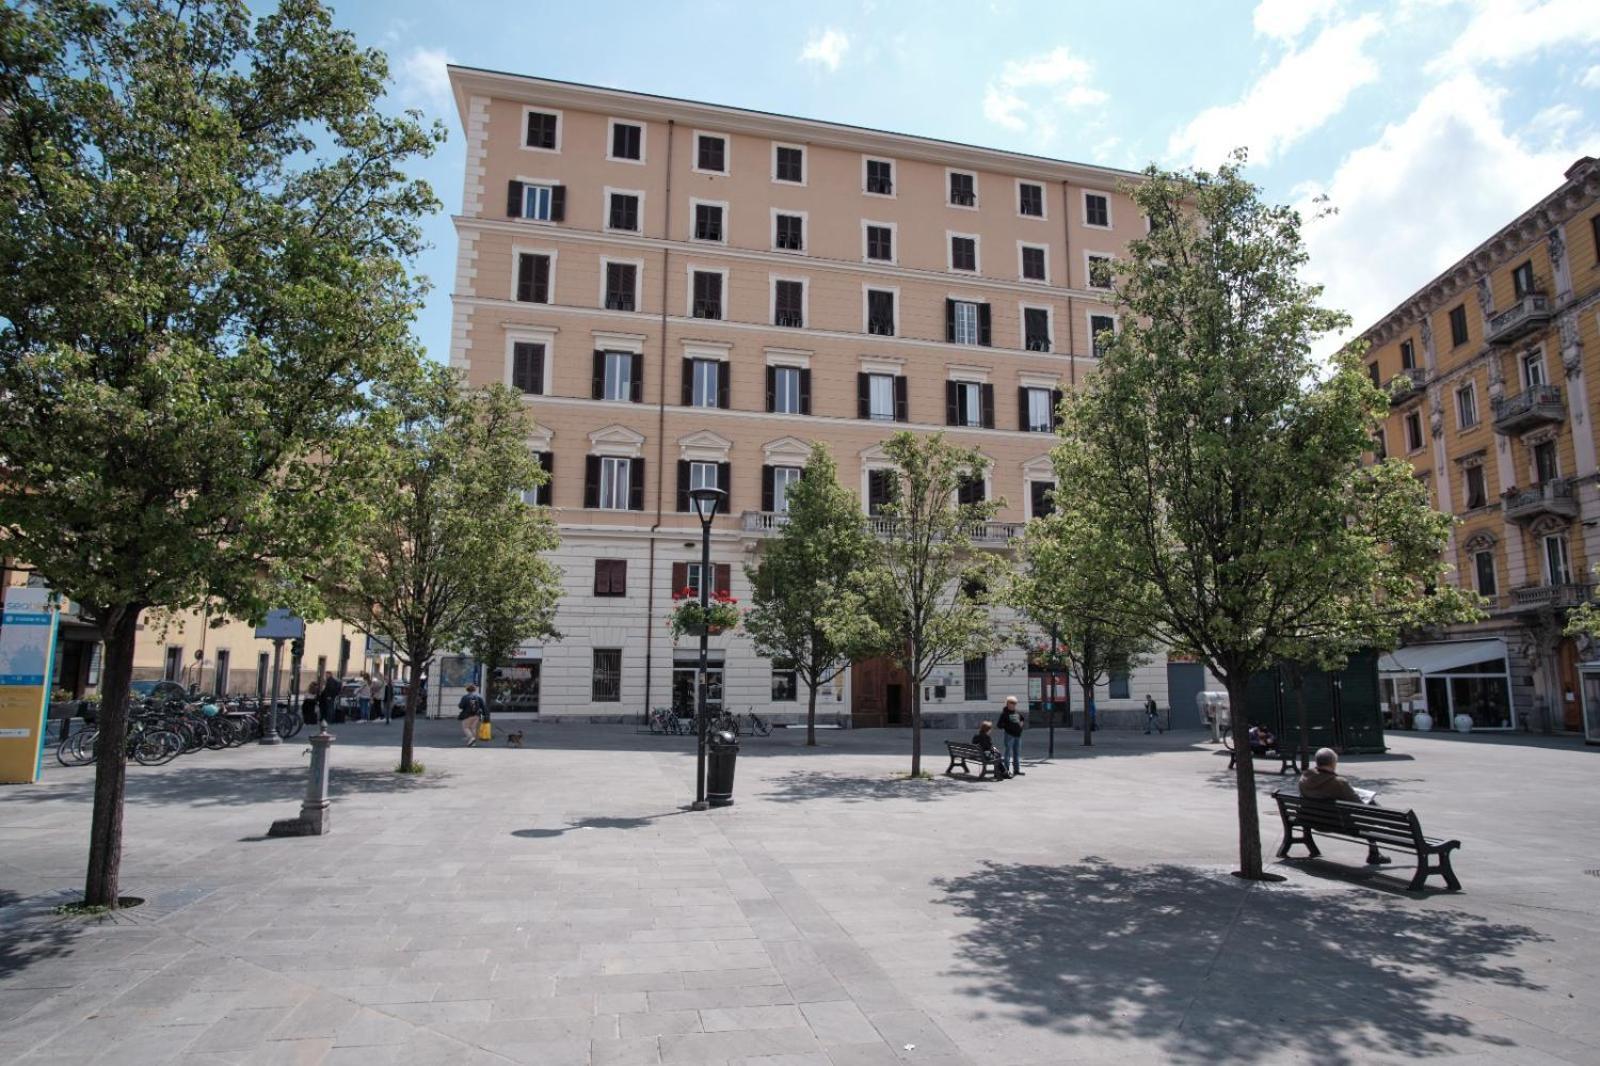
[254,609,306,641]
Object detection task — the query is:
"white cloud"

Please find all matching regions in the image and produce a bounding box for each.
[1428,0,1600,74]
[1298,73,1595,353]
[1168,14,1382,167]
[980,45,1108,142]
[1253,0,1340,41]
[799,28,851,72]
[1582,65,1600,89]
[394,46,454,111]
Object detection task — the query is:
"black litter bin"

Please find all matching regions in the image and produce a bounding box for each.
[707,729,739,807]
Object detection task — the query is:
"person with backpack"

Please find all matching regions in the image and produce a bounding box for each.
[997,696,1025,777]
[458,683,487,746]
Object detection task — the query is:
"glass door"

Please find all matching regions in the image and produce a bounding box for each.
[1582,672,1600,744]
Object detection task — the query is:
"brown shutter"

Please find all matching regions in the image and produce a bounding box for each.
[981,383,995,429]
[506,181,524,218]
[550,185,566,222]
[532,254,549,303]
[894,375,908,422]
[593,560,609,595]
[1051,389,1064,430]
[717,363,729,409]
[762,465,774,512]
[945,299,956,343]
[765,366,776,412]
[629,457,645,511]
[611,560,627,594]
[516,254,534,303]
[717,462,731,509]
[682,358,694,407]
[583,456,600,508]
[537,452,553,506]
[799,369,811,415]
[978,303,992,346]
[857,373,869,419]
[592,351,605,399]
[629,353,643,403]
[945,381,960,426]
[1018,387,1030,431]
[671,562,688,595]
[677,461,690,513]
[714,564,731,596]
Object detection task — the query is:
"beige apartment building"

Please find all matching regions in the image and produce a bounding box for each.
[1363,156,1600,741]
[444,67,1202,727]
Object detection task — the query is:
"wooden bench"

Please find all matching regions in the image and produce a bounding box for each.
[945,740,1003,780]
[1228,743,1297,775]
[1274,792,1462,891]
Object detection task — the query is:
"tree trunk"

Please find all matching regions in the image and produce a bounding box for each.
[481,655,497,718]
[805,677,818,747]
[1081,677,1095,747]
[1289,662,1310,772]
[399,654,423,772]
[1226,674,1266,879]
[85,605,141,908]
[909,641,922,777]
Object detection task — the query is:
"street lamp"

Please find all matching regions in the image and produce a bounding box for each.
[687,485,725,811]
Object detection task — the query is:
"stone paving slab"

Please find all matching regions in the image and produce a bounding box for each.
[1,720,1598,1064]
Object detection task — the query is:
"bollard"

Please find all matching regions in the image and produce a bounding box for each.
[267,731,335,837]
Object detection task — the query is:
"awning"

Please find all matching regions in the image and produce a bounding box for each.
[1379,639,1508,676]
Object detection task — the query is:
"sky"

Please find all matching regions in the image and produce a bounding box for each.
[325,0,1600,362]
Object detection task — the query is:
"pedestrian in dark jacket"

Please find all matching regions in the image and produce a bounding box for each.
[997,696,1025,776]
[458,683,487,746]
[317,671,341,725]
[973,721,1009,780]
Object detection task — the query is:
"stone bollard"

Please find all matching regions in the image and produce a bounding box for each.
[267,731,334,837]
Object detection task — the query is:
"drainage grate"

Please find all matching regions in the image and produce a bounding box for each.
[1586,870,1600,878]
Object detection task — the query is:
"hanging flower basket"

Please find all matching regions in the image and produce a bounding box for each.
[667,587,741,640]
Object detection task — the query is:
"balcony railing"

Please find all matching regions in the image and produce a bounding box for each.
[950,190,976,206]
[604,293,635,312]
[740,511,1025,545]
[868,317,896,336]
[774,311,804,328]
[866,177,893,195]
[1025,336,1052,352]
[1487,292,1553,346]
[1492,384,1564,434]
[1511,582,1594,611]
[1502,478,1578,523]
[1386,373,1421,402]
[692,300,722,320]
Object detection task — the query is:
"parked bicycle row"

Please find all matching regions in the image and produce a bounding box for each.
[647,706,771,737]
[55,695,303,768]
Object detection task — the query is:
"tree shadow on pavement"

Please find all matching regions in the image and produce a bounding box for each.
[0,890,85,992]
[511,811,692,839]
[759,768,981,804]
[933,858,1545,1065]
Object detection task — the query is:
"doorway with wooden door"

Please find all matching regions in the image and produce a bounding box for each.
[851,656,911,727]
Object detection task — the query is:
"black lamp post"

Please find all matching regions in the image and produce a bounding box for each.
[1048,624,1060,759]
[687,485,725,811]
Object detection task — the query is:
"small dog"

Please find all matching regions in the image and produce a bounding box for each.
[505,730,525,748]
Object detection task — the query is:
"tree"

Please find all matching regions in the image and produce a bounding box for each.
[335,370,551,773]
[744,445,879,746]
[1053,154,1472,880]
[1009,506,1157,748]
[0,0,440,907]
[857,432,1005,777]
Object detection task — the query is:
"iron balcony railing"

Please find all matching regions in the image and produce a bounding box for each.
[740,511,1025,545]
[1492,384,1564,433]
[1511,582,1594,611]
[868,318,896,336]
[1487,292,1553,346]
[1502,478,1577,523]
[692,300,721,320]
[774,311,804,328]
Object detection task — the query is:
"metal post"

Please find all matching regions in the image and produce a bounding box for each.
[693,520,712,811]
[1047,626,1058,758]
[261,639,284,745]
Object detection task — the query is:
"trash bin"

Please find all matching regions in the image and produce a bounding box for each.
[706,729,739,807]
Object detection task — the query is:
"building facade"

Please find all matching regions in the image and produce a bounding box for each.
[444,67,1197,727]
[1363,156,1600,737]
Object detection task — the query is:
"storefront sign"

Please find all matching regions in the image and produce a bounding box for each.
[0,586,59,783]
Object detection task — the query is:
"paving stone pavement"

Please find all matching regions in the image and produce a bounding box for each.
[1,718,1598,1064]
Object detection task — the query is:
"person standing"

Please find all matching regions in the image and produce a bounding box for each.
[317,670,341,727]
[356,672,373,723]
[380,672,395,724]
[1144,694,1163,734]
[997,695,1025,777]
[458,683,486,746]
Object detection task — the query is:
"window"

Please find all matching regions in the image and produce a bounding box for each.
[1024,308,1051,352]
[596,456,632,510]
[1400,339,1416,371]
[511,342,544,395]
[859,372,905,422]
[774,280,804,328]
[1084,192,1110,228]
[867,289,896,336]
[696,133,727,173]
[952,301,980,345]
[867,468,894,514]
[1474,550,1497,597]
[604,262,637,312]
[592,649,621,702]
[957,473,986,506]
[1512,260,1536,298]
[865,158,893,195]
[164,645,183,681]
[692,271,722,319]
[1023,387,1055,432]
[869,374,895,420]
[1464,465,1487,510]
[597,351,636,402]
[607,191,640,232]
[963,657,988,702]
[256,652,270,698]
[951,235,977,272]
[676,461,729,517]
[519,183,555,220]
[1021,245,1047,282]
[772,669,798,702]
[685,358,723,408]
[949,171,976,207]
[1372,429,1387,460]
[866,224,894,263]
[1534,439,1559,484]
[768,364,807,414]
[525,110,558,150]
[1030,480,1055,519]
[1368,362,1382,388]
[947,299,990,346]
[609,121,642,162]
[1019,182,1044,218]
[1090,314,1115,358]
[1522,351,1545,388]
[1544,533,1572,585]
[1457,383,1478,428]
[947,380,989,428]
[1593,215,1600,264]
[1404,411,1424,451]
[769,465,802,512]
[1449,304,1469,347]
[1108,661,1130,700]
[315,655,327,680]
[1087,254,1113,290]
[594,559,628,596]
[515,253,550,303]
[693,202,724,242]
[528,451,554,506]
[775,213,804,251]
[774,144,804,183]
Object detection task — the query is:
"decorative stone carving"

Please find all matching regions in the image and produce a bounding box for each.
[1455,450,1486,469]
[1560,313,1583,378]
[1419,316,1435,361]
[1462,529,1498,552]
[1522,425,1560,448]
[1547,226,1565,275]
[1476,275,1493,317]
[1528,514,1571,538]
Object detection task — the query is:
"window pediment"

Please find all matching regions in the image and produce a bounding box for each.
[588,424,645,458]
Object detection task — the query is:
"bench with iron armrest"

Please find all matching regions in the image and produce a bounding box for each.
[1228,742,1297,775]
[1273,792,1462,891]
[945,740,1004,780]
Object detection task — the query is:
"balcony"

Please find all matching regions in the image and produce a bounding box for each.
[1025,336,1052,352]
[1487,293,1553,346]
[1502,478,1578,523]
[740,512,1026,546]
[1511,582,1594,612]
[1386,373,1421,403]
[1492,384,1565,434]
[774,311,804,329]
[868,317,896,336]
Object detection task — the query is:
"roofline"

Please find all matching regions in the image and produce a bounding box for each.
[1358,156,1600,348]
[446,64,1147,187]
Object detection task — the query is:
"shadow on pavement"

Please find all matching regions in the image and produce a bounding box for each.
[758,768,981,804]
[933,858,1545,1065]
[0,890,83,988]
[114,764,450,807]
[510,811,692,838]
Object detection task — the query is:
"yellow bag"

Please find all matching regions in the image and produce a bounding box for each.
[477,720,492,742]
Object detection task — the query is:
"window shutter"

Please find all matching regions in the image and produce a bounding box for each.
[517,254,534,303]
[945,299,956,343]
[1018,387,1030,431]
[611,560,627,594]
[765,366,776,412]
[714,564,731,596]
[717,461,731,508]
[592,350,605,399]
[506,181,524,218]
[981,384,995,429]
[762,465,774,512]
[945,381,959,426]
[532,254,550,303]
[978,303,992,346]
[629,353,643,403]
[799,369,811,414]
[593,560,609,596]
[583,456,600,509]
[717,363,729,409]
[857,373,869,419]
[537,452,553,506]
[671,562,688,594]
[550,185,566,222]
[1051,389,1063,430]
[629,457,645,511]
[682,358,694,407]
[894,375,908,422]
[676,460,690,513]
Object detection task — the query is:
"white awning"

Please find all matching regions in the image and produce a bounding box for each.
[1379,639,1508,676]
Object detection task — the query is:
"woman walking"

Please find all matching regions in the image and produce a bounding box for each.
[356,672,373,723]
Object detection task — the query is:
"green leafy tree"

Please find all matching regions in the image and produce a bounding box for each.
[744,445,879,746]
[857,432,1005,777]
[1054,154,1472,880]
[336,371,553,772]
[0,0,440,907]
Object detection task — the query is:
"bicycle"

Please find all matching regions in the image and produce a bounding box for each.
[648,706,691,735]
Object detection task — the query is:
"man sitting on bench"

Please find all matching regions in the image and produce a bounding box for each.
[973,721,1009,780]
[1249,724,1277,757]
[1299,747,1386,864]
